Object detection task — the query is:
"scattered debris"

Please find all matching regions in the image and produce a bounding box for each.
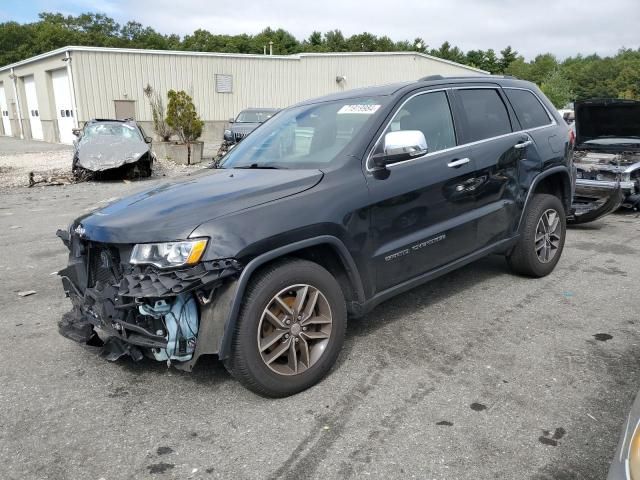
[9,225,21,229]
[28,171,74,187]
[593,333,613,342]
[538,427,566,446]
[17,290,37,297]
[436,420,454,426]
[146,463,174,474]
[587,413,597,421]
[470,402,487,412]
[156,446,174,455]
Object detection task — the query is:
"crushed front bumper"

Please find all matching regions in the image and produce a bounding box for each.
[569,179,626,224]
[56,228,242,368]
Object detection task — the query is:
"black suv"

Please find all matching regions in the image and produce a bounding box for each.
[57,76,574,397]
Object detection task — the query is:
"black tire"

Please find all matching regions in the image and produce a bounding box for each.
[507,193,566,277]
[224,258,347,397]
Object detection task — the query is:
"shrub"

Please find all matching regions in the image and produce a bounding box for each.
[165,90,204,165]
[142,84,172,141]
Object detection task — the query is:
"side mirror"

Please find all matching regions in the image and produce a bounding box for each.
[144,136,152,144]
[228,118,235,124]
[72,128,81,137]
[371,130,428,169]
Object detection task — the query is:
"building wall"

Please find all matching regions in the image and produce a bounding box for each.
[0,47,486,144]
[71,50,483,124]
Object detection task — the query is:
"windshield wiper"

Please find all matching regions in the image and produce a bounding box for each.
[234,163,283,169]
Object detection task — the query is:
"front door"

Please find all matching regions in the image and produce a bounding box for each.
[114,100,135,120]
[366,89,479,293]
[24,75,43,140]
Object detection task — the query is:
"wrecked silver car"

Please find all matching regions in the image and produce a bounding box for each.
[72,119,155,179]
[572,99,640,218]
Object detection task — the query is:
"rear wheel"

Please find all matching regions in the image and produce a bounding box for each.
[224,259,346,397]
[507,193,566,277]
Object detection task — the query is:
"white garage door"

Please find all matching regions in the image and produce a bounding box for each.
[51,69,75,144]
[23,75,43,140]
[0,85,11,136]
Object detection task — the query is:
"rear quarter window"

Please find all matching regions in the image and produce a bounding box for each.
[457,89,512,143]
[504,89,552,129]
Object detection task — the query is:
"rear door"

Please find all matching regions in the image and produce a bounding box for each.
[365,89,479,292]
[452,87,535,247]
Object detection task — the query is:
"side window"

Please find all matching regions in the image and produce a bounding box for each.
[457,89,512,143]
[504,88,552,129]
[384,91,456,154]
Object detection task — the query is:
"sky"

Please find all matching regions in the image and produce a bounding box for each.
[2,0,639,60]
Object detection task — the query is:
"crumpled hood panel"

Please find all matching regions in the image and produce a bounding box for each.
[73,168,324,243]
[77,136,150,171]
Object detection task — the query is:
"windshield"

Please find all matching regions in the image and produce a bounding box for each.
[235,110,278,123]
[221,97,387,169]
[81,123,142,142]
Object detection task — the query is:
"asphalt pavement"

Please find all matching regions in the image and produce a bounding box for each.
[0,177,639,480]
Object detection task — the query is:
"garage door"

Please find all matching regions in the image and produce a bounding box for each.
[0,84,11,136]
[24,75,43,140]
[51,69,75,144]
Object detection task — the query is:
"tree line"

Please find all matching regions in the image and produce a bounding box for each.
[1,12,639,107]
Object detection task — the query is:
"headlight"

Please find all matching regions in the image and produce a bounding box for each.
[130,239,208,268]
[224,129,232,136]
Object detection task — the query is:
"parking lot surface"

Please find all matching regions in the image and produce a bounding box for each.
[1,177,639,480]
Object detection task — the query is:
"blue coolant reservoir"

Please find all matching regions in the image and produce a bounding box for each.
[139,294,199,362]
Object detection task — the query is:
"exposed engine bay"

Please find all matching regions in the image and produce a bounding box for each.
[574,150,640,209]
[56,228,241,368]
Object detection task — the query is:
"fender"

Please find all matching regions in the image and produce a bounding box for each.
[199,235,364,363]
[516,165,572,233]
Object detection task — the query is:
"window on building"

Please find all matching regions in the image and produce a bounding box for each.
[215,74,233,93]
[457,89,512,142]
[505,88,552,130]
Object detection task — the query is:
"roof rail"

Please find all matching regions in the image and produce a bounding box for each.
[418,75,445,81]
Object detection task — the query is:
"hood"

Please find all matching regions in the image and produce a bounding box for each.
[575,98,640,147]
[73,168,323,244]
[77,136,150,171]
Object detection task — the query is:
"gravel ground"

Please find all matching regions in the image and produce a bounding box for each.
[0,136,208,189]
[0,174,639,479]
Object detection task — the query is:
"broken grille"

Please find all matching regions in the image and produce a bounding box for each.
[87,245,122,287]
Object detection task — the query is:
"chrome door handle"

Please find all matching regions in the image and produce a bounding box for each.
[447,157,470,168]
[514,140,533,149]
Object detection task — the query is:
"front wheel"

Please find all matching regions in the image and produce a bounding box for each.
[224,259,347,397]
[507,193,567,277]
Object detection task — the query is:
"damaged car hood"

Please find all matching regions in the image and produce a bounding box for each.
[575,98,640,148]
[77,136,150,171]
[73,168,324,243]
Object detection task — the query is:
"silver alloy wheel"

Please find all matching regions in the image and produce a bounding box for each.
[257,284,333,376]
[535,208,561,263]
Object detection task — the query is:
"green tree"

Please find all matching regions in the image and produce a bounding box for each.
[498,46,518,73]
[540,69,574,107]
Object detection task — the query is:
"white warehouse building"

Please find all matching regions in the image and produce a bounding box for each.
[0,46,486,145]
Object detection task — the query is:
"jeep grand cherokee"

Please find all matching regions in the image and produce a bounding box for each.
[57,76,575,397]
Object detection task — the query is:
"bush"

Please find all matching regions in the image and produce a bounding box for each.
[166,89,204,164]
[143,84,172,141]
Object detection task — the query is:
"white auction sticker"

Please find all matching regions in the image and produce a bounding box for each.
[337,104,381,114]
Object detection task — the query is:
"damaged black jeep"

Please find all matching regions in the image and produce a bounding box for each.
[572,98,640,218]
[58,76,576,397]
